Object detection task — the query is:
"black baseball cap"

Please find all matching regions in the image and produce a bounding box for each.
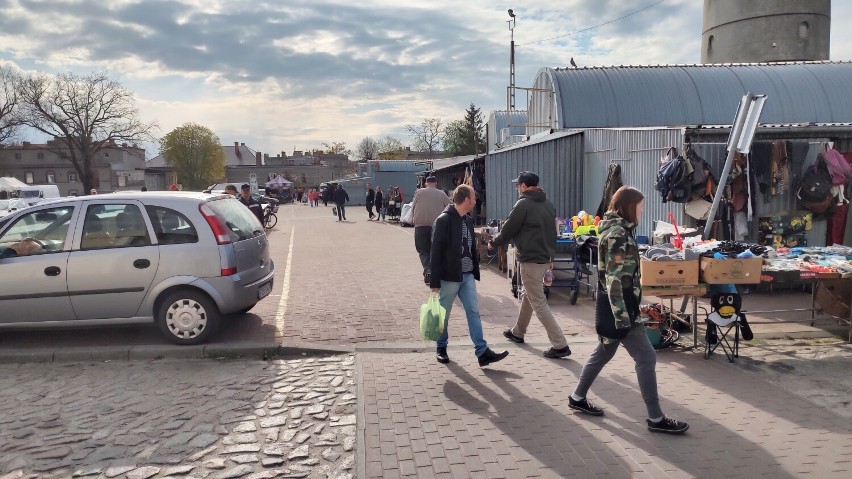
[512,171,539,187]
[241,184,251,190]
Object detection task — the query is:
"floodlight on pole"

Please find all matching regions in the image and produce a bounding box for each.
[703,92,768,239]
[507,9,517,111]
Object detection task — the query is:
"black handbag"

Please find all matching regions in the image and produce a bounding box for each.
[595,282,640,340]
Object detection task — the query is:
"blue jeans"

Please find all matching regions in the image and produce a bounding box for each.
[436,273,488,357]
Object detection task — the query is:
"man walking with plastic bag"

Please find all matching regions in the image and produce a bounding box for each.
[489,171,572,359]
[430,184,508,367]
[411,176,451,284]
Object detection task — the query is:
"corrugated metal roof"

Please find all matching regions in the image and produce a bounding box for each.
[430,155,479,171]
[531,61,852,129]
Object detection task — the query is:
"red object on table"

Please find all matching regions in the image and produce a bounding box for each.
[667,213,683,249]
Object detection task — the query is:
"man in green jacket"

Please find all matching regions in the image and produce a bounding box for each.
[489,171,571,358]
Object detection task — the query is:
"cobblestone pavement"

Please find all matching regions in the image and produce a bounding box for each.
[0,355,356,479]
[360,345,852,478]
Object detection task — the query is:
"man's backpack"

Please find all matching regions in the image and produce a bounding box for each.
[655,147,693,203]
[798,154,833,204]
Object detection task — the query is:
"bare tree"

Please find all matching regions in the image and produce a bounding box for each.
[322,141,352,157]
[17,71,157,194]
[0,66,23,144]
[405,118,444,158]
[356,136,380,162]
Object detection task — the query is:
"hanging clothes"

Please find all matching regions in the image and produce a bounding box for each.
[596,163,623,218]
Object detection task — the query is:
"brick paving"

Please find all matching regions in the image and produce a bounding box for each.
[360,345,852,478]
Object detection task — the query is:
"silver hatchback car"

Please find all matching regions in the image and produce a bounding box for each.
[0,192,275,344]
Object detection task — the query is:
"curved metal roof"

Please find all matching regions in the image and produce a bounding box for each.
[536,62,852,128]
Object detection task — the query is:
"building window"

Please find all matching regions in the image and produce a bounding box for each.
[14,153,21,159]
[46,171,56,184]
[104,152,110,158]
[25,171,33,184]
[37,152,44,159]
[69,172,77,182]
[800,22,810,39]
[707,35,714,53]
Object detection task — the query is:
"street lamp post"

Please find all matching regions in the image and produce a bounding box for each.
[508,9,517,111]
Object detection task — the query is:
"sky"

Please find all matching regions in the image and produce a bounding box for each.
[1,0,850,159]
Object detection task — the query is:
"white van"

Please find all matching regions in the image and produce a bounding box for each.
[16,185,61,206]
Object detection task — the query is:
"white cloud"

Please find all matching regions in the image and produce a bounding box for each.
[0,0,849,157]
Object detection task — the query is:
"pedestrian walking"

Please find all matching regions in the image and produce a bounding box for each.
[430,184,508,367]
[333,184,349,221]
[568,186,689,435]
[238,183,264,223]
[374,187,384,220]
[296,187,304,203]
[411,176,451,284]
[365,183,376,220]
[489,171,571,359]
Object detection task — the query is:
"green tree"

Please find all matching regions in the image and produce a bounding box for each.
[159,123,226,191]
[443,103,486,156]
[17,71,156,194]
[378,135,406,160]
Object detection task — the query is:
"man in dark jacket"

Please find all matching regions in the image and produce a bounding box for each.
[365,183,376,220]
[489,171,571,359]
[431,184,508,367]
[333,185,349,221]
[238,184,264,224]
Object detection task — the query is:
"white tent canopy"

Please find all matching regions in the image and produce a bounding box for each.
[265,175,293,188]
[0,176,26,193]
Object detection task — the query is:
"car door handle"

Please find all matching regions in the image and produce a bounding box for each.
[44,266,61,276]
[133,259,151,269]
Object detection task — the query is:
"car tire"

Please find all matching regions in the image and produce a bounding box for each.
[157,289,221,345]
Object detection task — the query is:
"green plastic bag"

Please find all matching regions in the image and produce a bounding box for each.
[420,292,447,341]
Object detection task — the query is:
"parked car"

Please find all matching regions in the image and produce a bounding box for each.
[0,192,275,344]
[15,184,61,206]
[0,198,30,218]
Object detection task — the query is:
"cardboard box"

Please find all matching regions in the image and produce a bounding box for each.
[699,257,763,284]
[815,279,852,318]
[640,260,699,286]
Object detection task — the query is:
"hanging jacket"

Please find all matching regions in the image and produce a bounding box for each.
[596,163,623,218]
[597,212,641,330]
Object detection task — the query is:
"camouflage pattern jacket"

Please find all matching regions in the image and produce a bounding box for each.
[597,212,641,330]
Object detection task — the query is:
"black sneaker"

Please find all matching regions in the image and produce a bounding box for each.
[503,329,524,344]
[647,416,689,435]
[543,346,572,358]
[436,347,449,364]
[568,397,604,416]
[477,348,508,367]
[424,273,430,285]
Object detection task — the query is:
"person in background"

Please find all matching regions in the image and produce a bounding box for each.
[141,186,148,192]
[238,183,264,224]
[430,184,508,367]
[224,184,238,197]
[410,176,451,284]
[89,188,97,195]
[489,171,571,359]
[333,184,349,221]
[366,183,376,220]
[568,186,690,435]
[297,187,304,203]
[374,187,384,221]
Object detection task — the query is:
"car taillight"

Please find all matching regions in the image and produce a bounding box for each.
[199,204,232,244]
[221,267,237,276]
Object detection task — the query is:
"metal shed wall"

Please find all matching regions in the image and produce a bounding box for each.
[582,129,685,239]
[487,111,528,152]
[485,131,584,223]
[530,62,852,131]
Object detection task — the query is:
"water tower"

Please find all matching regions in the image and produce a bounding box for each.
[702,0,830,64]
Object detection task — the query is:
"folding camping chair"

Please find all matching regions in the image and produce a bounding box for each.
[703,293,742,362]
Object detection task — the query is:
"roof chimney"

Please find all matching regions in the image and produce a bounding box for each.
[234,142,240,157]
[256,152,262,166]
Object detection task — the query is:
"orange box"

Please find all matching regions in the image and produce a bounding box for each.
[699,257,763,284]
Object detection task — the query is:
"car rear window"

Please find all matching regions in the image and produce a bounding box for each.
[206,197,263,241]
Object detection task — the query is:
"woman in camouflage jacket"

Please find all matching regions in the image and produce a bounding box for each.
[567,186,690,435]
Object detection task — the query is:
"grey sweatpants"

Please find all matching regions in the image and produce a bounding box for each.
[573,324,664,419]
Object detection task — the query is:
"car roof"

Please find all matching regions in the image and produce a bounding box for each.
[33,192,230,206]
